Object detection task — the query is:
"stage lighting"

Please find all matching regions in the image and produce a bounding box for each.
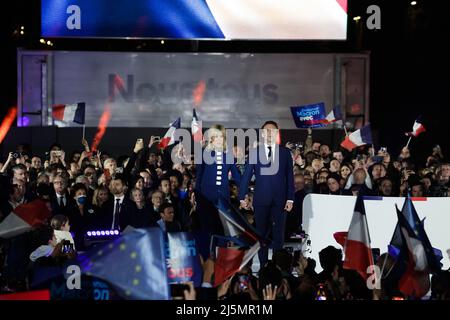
[84,230,121,249]
[353,16,361,22]
[411,1,417,5]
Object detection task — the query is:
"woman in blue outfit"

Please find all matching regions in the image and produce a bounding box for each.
[195,124,241,205]
[194,124,241,240]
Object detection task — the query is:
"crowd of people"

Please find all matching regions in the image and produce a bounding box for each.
[0,124,449,300]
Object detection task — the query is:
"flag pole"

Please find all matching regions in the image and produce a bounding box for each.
[82,124,86,141]
[342,122,348,136]
[405,136,412,149]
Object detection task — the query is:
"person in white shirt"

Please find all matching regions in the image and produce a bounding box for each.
[50,214,75,250]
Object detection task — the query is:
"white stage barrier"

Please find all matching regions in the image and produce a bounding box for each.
[302,194,450,272]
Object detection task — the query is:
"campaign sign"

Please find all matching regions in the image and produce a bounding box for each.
[290,102,327,128]
[166,232,202,286]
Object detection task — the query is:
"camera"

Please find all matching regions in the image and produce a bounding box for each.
[238,274,250,291]
[294,142,304,150]
[371,155,384,163]
[380,147,387,153]
[12,152,22,159]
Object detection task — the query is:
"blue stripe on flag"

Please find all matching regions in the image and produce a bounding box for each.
[360,124,373,144]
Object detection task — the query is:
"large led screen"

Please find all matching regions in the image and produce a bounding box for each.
[42,0,348,40]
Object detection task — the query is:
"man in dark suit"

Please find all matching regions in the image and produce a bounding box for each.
[239,121,295,268]
[99,174,135,231]
[50,174,74,216]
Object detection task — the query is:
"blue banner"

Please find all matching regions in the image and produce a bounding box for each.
[166,232,203,287]
[290,103,327,128]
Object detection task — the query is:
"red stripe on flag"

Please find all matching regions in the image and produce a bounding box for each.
[214,247,244,287]
[411,197,427,201]
[333,231,348,248]
[158,137,171,149]
[0,289,50,300]
[340,136,357,151]
[336,0,347,12]
[398,251,430,298]
[344,239,374,280]
[414,126,426,137]
[14,199,51,227]
[52,104,65,121]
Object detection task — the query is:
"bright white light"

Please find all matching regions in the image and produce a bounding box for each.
[411,1,417,6]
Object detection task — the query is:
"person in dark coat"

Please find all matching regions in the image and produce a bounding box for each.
[239,121,295,267]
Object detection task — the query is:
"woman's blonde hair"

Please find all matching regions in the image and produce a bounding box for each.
[205,124,227,151]
[93,186,109,207]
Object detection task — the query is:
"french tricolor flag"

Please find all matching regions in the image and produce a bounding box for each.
[52,102,85,125]
[405,117,426,137]
[158,117,181,149]
[395,205,432,298]
[191,108,202,143]
[342,196,374,280]
[0,199,51,239]
[212,195,262,286]
[340,124,372,151]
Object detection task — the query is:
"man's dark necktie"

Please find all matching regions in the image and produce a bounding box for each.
[59,196,65,208]
[113,199,121,230]
[268,146,272,162]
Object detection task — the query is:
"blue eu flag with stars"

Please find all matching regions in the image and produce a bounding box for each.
[77,228,170,300]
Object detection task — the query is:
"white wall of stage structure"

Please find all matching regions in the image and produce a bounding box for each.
[17,50,369,129]
[302,194,450,272]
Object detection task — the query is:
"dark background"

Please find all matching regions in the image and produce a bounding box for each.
[1,0,450,162]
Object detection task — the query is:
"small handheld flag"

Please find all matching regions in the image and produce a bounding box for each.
[52,103,85,125]
[323,106,343,124]
[340,124,372,151]
[342,196,374,280]
[159,117,181,149]
[405,116,426,137]
[191,108,202,143]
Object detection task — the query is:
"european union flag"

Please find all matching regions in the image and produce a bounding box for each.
[77,228,170,300]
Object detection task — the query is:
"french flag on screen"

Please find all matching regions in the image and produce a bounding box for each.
[52,102,85,125]
[340,124,372,151]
